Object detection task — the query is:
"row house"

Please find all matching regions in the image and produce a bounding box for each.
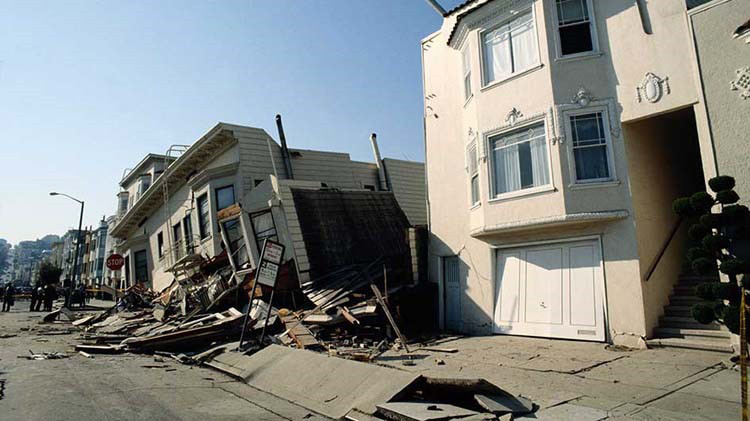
[422,0,748,350]
[109,122,426,292]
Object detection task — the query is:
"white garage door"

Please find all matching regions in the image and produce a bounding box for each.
[493,240,606,341]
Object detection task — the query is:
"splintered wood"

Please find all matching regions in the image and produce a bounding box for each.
[280,313,319,349]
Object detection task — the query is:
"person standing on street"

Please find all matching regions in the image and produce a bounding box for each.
[2,282,16,312]
[34,285,44,311]
[43,283,56,312]
[29,283,39,312]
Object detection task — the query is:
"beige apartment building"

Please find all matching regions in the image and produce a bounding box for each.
[423,0,749,350]
[108,122,425,293]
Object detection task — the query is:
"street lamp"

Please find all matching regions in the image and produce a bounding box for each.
[50,191,84,309]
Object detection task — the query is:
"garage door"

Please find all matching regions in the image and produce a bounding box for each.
[493,240,606,341]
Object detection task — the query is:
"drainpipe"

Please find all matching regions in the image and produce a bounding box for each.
[424,0,446,16]
[275,114,294,179]
[370,133,389,191]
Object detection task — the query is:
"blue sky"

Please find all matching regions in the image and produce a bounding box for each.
[0,0,458,245]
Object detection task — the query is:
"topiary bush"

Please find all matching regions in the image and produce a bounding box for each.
[673,175,749,335]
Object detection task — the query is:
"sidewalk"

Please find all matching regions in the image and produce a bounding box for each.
[375,335,740,420]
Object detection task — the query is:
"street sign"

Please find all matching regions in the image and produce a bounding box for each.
[106,254,125,271]
[256,239,285,287]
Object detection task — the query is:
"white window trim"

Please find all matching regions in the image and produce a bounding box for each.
[564,106,617,185]
[467,140,481,207]
[478,5,542,89]
[550,0,601,60]
[485,116,556,202]
[460,43,473,105]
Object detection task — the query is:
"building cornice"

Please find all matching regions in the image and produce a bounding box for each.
[470,210,629,237]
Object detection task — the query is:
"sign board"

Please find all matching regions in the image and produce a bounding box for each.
[255,239,285,287]
[106,254,125,271]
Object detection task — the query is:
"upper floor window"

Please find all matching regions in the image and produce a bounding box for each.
[215,185,235,211]
[461,45,472,101]
[568,111,614,183]
[467,142,479,205]
[481,10,538,86]
[490,123,550,197]
[197,194,210,239]
[555,0,596,56]
[157,231,164,258]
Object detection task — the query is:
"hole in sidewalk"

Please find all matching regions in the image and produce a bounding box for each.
[0,379,6,400]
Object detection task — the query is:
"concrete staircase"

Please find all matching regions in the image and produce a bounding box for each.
[647,275,734,353]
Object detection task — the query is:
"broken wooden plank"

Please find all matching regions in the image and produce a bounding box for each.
[370,284,410,353]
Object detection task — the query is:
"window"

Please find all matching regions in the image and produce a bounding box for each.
[173,222,182,261]
[254,179,264,187]
[250,210,278,251]
[556,0,595,56]
[569,112,613,182]
[197,194,210,239]
[482,10,538,86]
[467,142,480,205]
[221,218,249,269]
[215,185,235,211]
[133,250,148,284]
[183,214,194,254]
[490,123,550,196]
[157,232,164,258]
[461,45,472,100]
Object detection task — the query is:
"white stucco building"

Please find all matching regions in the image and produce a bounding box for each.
[423,0,748,350]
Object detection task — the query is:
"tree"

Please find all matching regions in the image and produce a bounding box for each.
[38,261,62,286]
[673,175,750,333]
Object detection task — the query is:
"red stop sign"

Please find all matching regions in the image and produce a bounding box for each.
[106,254,125,270]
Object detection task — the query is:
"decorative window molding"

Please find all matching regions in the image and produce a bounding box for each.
[554,87,620,144]
[571,86,595,107]
[562,106,618,185]
[505,107,524,126]
[730,67,750,100]
[636,72,670,103]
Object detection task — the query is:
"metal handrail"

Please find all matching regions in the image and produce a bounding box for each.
[644,217,683,282]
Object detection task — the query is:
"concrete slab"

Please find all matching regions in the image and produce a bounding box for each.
[678,369,741,403]
[209,345,419,419]
[517,403,607,420]
[376,402,478,421]
[580,356,709,389]
[646,391,740,420]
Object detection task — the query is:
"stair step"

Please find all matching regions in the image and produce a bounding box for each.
[669,296,703,306]
[646,338,733,353]
[672,285,698,296]
[664,306,693,317]
[653,327,732,342]
[659,316,724,330]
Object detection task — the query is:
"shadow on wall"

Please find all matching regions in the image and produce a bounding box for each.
[430,234,494,336]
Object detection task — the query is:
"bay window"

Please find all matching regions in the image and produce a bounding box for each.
[555,0,596,56]
[569,112,613,182]
[481,10,538,86]
[490,123,550,197]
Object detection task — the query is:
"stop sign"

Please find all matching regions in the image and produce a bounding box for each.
[106,254,125,271]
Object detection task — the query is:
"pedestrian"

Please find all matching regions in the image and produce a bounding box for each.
[43,283,56,312]
[78,284,86,308]
[34,285,44,311]
[2,282,16,312]
[29,283,39,312]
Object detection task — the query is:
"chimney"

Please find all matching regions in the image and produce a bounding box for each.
[275,114,294,179]
[370,133,389,191]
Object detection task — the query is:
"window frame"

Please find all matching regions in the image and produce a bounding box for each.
[214,184,236,212]
[466,141,480,207]
[172,221,183,261]
[196,193,210,239]
[551,0,600,60]
[183,214,194,255]
[460,43,473,103]
[486,118,555,201]
[478,5,541,89]
[157,231,164,259]
[564,107,617,185]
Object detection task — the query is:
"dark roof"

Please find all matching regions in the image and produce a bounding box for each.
[447,0,496,45]
[443,0,479,17]
[291,189,412,281]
